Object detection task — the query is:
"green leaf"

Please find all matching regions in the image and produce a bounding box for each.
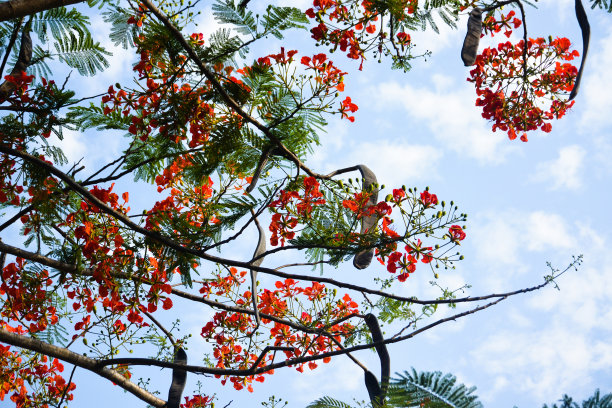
[306,396,354,408]
[103,6,141,49]
[388,369,483,408]
[32,7,90,44]
[54,31,111,76]
[212,0,257,36]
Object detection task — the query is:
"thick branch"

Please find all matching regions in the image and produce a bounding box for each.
[0,238,556,307]
[0,239,563,378]
[0,0,85,22]
[85,298,509,376]
[0,240,353,338]
[0,327,166,407]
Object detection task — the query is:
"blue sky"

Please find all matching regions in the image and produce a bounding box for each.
[2,0,611,407]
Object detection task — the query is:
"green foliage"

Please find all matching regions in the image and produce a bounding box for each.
[307,396,355,408]
[32,7,90,44]
[103,6,142,49]
[543,390,612,408]
[213,0,258,36]
[28,45,53,78]
[207,0,308,64]
[589,0,612,12]
[69,102,132,132]
[387,369,483,408]
[306,369,483,408]
[376,297,416,324]
[54,30,111,76]
[261,5,310,38]
[204,27,246,64]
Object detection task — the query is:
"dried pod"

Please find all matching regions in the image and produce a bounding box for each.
[364,313,390,399]
[167,347,187,408]
[461,8,483,67]
[353,164,378,269]
[249,210,266,328]
[0,26,32,102]
[246,146,287,194]
[569,0,590,100]
[364,369,382,405]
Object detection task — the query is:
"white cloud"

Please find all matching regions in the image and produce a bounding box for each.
[471,214,522,267]
[51,128,123,170]
[87,15,137,93]
[524,211,575,251]
[533,0,574,23]
[410,14,461,55]
[372,79,516,164]
[470,210,576,290]
[579,26,612,132]
[472,327,612,403]
[51,128,88,164]
[468,219,612,403]
[194,6,226,41]
[470,211,575,258]
[345,141,443,188]
[291,358,363,402]
[532,145,586,190]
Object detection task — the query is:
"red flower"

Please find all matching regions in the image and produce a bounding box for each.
[448,225,466,242]
[420,190,438,208]
[392,188,405,201]
[162,297,173,310]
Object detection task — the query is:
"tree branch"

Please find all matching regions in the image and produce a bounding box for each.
[82,297,509,376]
[0,0,85,23]
[0,327,166,407]
[139,0,332,180]
[0,238,564,309]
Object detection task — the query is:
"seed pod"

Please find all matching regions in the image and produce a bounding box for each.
[569,0,590,100]
[249,211,266,329]
[364,369,382,406]
[0,26,32,103]
[461,8,483,67]
[246,146,289,194]
[167,347,187,408]
[353,165,378,269]
[364,313,390,403]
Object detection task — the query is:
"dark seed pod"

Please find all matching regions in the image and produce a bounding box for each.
[353,165,378,269]
[364,369,382,406]
[246,146,288,194]
[364,313,390,399]
[167,347,187,408]
[461,8,483,67]
[0,26,32,103]
[249,211,266,328]
[569,0,590,100]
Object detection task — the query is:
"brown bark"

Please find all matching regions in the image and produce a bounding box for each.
[0,327,167,407]
[0,0,85,22]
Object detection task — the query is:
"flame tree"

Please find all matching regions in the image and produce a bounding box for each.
[0,0,597,407]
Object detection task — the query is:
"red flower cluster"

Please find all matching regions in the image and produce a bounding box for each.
[469,36,578,141]
[268,177,326,246]
[482,10,523,38]
[301,53,347,92]
[0,339,76,406]
[304,0,418,69]
[200,268,358,392]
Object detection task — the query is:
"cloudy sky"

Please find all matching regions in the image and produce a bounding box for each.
[4,0,611,407]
